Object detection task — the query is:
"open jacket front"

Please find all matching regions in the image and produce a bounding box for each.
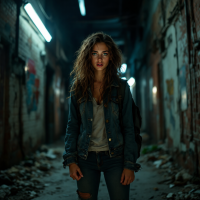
[63,78,139,171]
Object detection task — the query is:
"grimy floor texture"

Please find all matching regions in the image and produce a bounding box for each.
[33,142,183,200]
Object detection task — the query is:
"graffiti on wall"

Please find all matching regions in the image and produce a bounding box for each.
[165,79,175,129]
[25,59,40,114]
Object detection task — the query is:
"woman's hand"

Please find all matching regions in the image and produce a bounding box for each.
[69,163,83,181]
[120,168,135,185]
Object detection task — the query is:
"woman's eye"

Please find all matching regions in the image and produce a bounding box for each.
[92,52,108,56]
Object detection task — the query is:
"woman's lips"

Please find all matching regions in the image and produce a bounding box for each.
[97,63,103,67]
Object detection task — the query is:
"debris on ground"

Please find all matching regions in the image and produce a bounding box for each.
[166,192,175,199]
[140,144,200,200]
[141,145,159,155]
[0,146,62,200]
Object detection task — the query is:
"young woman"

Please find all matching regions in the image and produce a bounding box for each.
[63,32,140,200]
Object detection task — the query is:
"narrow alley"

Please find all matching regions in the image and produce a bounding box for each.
[0,0,200,200]
[1,140,200,200]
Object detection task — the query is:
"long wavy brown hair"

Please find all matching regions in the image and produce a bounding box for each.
[70,32,122,102]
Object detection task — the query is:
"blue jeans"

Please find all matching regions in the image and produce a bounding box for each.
[77,151,130,200]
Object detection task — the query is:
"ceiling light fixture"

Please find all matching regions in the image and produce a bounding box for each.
[78,0,86,16]
[120,63,127,73]
[152,86,157,94]
[128,77,135,87]
[24,3,52,42]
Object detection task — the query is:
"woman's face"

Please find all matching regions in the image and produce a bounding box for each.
[91,42,111,72]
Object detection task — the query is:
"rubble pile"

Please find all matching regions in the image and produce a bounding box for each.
[0,145,62,200]
[140,144,200,200]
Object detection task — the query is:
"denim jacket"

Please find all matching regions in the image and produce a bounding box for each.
[63,78,139,171]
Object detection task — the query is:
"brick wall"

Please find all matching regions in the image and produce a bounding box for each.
[0,0,47,168]
[0,0,16,39]
[0,0,17,168]
[133,0,200,176]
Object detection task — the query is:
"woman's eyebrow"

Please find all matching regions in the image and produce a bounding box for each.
[92,50,109,52]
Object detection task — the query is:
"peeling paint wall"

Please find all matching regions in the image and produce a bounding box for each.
[8,7,46,162]
[0,1,47,168]
[162,25,181,149]
[133,0,200,176]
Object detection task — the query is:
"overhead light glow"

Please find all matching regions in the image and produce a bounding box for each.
[55,88,60,96]
[78,0,86,16]
[121,77,127,80]
[152,86,157,94]
[128,77,135,87]
[120,63,127,73]
[24,3,52,42]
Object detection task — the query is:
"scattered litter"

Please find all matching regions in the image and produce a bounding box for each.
[46,149,57,160]
[141,144,200,200]
[177,191,182,195]
[194,190,200,194]
[147,156,157,162]
[0,146,61,200]
[189,189,196,194]
[160,162,172,169]
[175,170,192,182]
[29,190,37,198]
[157,178,172,184]
[153,160,162,168]
[174,180,187,186]
[166,193,175,198]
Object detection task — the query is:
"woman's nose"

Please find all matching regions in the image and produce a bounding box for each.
[98,54,103,60]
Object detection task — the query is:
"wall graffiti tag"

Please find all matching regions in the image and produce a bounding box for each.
[25,59,40,114]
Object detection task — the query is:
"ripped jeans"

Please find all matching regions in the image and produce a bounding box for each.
[77,151,130,200]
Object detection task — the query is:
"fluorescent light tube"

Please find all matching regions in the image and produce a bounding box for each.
[24,3,52,42]
[78,0,86,16]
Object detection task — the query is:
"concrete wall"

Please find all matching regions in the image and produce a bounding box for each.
[132,0,200,176]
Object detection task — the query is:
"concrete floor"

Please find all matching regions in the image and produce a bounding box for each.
[33,143,182,200]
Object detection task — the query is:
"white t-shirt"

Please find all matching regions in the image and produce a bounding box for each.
[88,97,109,151]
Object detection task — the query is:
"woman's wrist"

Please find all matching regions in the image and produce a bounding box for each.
[69,163,77,167]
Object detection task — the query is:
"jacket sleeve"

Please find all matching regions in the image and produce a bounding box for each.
[63,92,79,167]
[122,82,140,172]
